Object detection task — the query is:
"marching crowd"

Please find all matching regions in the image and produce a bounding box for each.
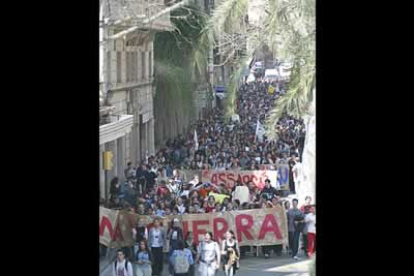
[111,197,315,276]
[105,79,316,276]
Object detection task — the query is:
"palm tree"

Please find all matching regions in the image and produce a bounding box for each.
[153,4,210,146]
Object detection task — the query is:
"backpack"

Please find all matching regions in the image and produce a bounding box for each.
[174,250,190,274]
[114,259,129,272]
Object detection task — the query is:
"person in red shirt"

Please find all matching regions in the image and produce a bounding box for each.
[299,196,312,257]
[300,196,312,213]
[156,181,170,197]
[205,196,216,213]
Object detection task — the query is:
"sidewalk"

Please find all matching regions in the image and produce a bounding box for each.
[100,247,117,275]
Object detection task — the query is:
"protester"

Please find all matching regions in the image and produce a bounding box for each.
[134,241,152,276]
[300,196,313,213]
[221,230,240,276]
[125,162,135,180]
[299,196,312,256]
[205,196,216,213]
[149,218,166,276]
[260,179,279,201]
[305,206,316,257]
[184,232,197,276]
[196,232,221,276]
[132,218,148,256]
[110,177,120,207]
[287,199,305,260]
[168,218,184,275]
[292,157,303,195]
[113,249,133,276]
[176,197,187,215]
[232,183,250,205]
[170,240,194,276]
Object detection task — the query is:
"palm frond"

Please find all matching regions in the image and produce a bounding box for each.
[265,55,315,141]
[208,0,248,34]
[189,28,213,80]
[224,56,249,118]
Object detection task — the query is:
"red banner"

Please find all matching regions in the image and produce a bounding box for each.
[99,206,288,248]
[201,170,278,189]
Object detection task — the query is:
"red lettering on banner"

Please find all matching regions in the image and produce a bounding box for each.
[213,217,229,242]
[219,173,227,184]
[237,174,243,184]
[235,214,254,242]
[193,220,209,245]
[99,216,114,239]
[242,175,251,184]
[183,221,189,238]
[227,173,235,183]
[258,214,283,240]
[251,175,258,186]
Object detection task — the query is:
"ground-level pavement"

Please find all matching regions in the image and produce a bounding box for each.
[100,248,313,276]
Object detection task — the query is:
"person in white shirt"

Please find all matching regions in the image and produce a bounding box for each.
[176,197,187,215]
[196,232,221,276]
[304,206,316,257]
[292,157,303,197]
[149,218,166,276]
[232,183,250,205]
[167,179,180,196]
[113,249,133,276]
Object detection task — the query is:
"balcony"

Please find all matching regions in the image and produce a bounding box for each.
[100,114,134,145]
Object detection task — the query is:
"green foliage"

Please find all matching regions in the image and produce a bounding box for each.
[153,4,210,145]
[224,58,248,118]
[208,0,248,34]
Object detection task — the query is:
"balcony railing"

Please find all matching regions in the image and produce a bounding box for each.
[100,114,134,145]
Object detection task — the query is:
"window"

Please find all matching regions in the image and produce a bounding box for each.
[132,52,138,82]
[126,52,131,82]
[141,51,146,80]
[129,52,133,82]
[148,51,152,79]
[117,52,122,83]
[106,51,111,83]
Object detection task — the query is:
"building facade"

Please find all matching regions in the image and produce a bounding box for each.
[99,0,173,200]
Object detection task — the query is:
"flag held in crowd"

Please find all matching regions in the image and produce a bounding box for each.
[255,120,266,142]
[194,129,199,150]
[268,85,275,94]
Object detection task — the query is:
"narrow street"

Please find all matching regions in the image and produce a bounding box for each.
[99,1,315,276]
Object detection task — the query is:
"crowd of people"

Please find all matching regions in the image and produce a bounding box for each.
[112,199,315,276]
[105,79,316,276]
[106,80,306,212]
